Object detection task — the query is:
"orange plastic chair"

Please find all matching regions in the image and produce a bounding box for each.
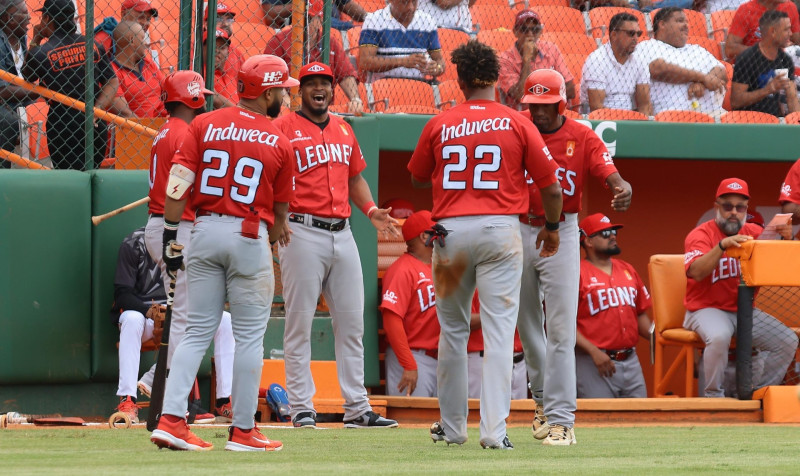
[650,8,708,38]
[784,111,800,124]
[534,6,588,35]
[384,105,441,114]
[563,109,581,119]
[470,5,517,32]
[528,0,570,7]
[688,36,722,61]
[236,23,276,58]
[347,26,362,57]
[654,110,715,123]
[359,0,388,14]
[720,111,780,124]
[369,78,437,111]
[587,108,648,121]
[332,82,370,108]
[563,53,586,83]
[476,29,516,54]
[542,31,597,56]
[710,10,736,43]
[438,28,470,57]
[589,7,647,42]
[436,80,466,110]
[212,0,267,22]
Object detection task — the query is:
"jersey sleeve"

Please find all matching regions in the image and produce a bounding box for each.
[582,52,605,91]
[519,119,558,189]
[684,227,713,273]
[380,260,415,317]
[779,159,800,204]
[359,13,381,47]
[427,25,442,52]
[584,128,617,183]
[636,58,650,85]
[727,6,749,38]
[789,2,800,33]
[382,311,417,370]
[272,138,296,203]
[407,120,436,182]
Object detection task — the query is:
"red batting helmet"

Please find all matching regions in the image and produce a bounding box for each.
[161,70,214,109]
[520,69,567,114]
[237,55,300,99]
[381,198,415,219]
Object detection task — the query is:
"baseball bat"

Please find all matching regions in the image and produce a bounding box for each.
[146,244,182,432]
[91,197,151,226]
[0,70,158,138]
[0,148,50,170]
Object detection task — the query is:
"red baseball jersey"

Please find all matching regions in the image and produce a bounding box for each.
[729,1,800,49]
[577,259,651,349]
[467,291,523,352]
[380,253,440,351]
[519,112,617,215]
[273,112,366,219]
[112,58,167,118]
[684,220,763,312]
[148,117,195,221]
[779,159,800,204]
[172,107,295,226]
[408,100,558,220]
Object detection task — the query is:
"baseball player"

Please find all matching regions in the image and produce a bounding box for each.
[408,40,563,450]
[779,157,800,224]
[381,210,439,397]
[576,213,652,399]
[273,61,400,429]
[517,69,632,446]
[684,178,797,398]
[149,55,296,451]
[143,70,235,423]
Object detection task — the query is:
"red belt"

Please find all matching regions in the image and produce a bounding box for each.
[601,348,634,361]
[520,213,566,227]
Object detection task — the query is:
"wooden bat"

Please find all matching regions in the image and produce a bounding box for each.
[0,148,50,169]
[92,197,150,226]
[0,70,158,138]
[146,244,182,432]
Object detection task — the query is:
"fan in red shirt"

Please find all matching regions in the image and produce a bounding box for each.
[683,178,797,398]
[150,55,296,452]
[111,21,166,118]
[204,2,244,105]
[725,0,800,62]
[575,213,652,399]
[408,40,562,451]
[779,157,800,223]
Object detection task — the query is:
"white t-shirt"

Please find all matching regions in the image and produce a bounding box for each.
[703,0,748,13]
[418,0,472,32]
[634,39,724,114]
[581,42,650,111]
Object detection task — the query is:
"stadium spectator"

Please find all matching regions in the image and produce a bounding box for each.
[205,2,243,104]
[498,9,575,111]
[111,21,166,118]
[94,0,158,62]
[731,10,800,116]
[0,0,36,167]
[779,157,800,223]
[725,0,800,63]
[265,2,364,114]
[23,0,118,170]
[683,178,798,398]
[575,214,652,399]
[359,0,446,83]
[202,29,237,109]
[418,0,473,32]
[633,7,726,115]
[261,0,367,28]
[581,12,652,115]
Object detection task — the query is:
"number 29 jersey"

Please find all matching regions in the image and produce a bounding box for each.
[172,107,295,227]
[408,100,558,220]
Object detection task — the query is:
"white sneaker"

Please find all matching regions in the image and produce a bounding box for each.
[532,402,549,440]
[542,424,576,446]
[137,381,152,398]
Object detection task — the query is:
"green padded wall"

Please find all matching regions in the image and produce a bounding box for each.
[0,170,91,383]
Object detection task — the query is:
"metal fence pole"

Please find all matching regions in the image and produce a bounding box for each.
[178,0,193,70]
[84,0,95,170]
[205,0,218,111]
[736,283,755,400]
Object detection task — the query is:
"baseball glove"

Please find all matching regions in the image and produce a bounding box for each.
[146,303,167,347]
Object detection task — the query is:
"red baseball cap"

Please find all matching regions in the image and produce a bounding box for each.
[299,62,334,83]
[402,210,435,242]
[202,28,230,45]
[514,9,541,29]
[308,0,323,17]
[121,0,158,18]
[204,2,235,20]
[746,209,765,227]
[716,178,749,199]
[579,213,623,240]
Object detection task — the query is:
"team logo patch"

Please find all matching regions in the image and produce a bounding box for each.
[624,270,632,280]
[187,81,201,97]
[782,183,792,197]
[262,71,285,86]
[566,140,575,157]
[726,181,744,191]
[340,124,349,136]
[528,83,550,95]
[383,290,398,305]
[307,64,326,73]
[600,216,611,223]
[295,130,302,137]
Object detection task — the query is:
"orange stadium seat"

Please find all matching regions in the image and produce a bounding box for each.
[722,61,733,111]
[235,23,276,58]
[784,111,800,124]
[384,105,441,114]
[438,28,470,56]
[360,0,388,14]
[720,111,780,124]
[563,109,581,119]
[589,7,647,42]
[218,0,266,22]
[150,19,182,74]
[470,4,517,32]
[480,0,516,6]
[710,10,736,42]
[649,8,708,38]
[688,36,722,61]
[535,6,587,34]
[587,108,648,121]
[436,80,466,110]
[528,0,570,7]
[476,29,516,54]
[563,53,586,83]
[369,78,437,111]
[542,31,597,56]
[332,82,370,109]
[654,110,715,123]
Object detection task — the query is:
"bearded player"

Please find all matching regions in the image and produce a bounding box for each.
[408,40,563,450]
[273,62,400,429]
[517,69,632,446]
[149,55,296,451]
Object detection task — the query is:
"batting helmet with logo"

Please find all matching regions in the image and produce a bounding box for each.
[161,70,214,109]
[237,55,299,99]
[520,69,567,113]
[381,198,415,219]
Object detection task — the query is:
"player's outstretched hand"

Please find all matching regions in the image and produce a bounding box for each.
[591,349,616,378]
[398,369,418,396]
[611,180,632,212]
[536,228,559,257]
[370,207,401,237]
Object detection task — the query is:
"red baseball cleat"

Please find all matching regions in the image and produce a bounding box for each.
[225,425,283,452]
[150,414,213,451]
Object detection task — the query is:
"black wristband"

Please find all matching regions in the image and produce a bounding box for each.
[718,240,725,252]
[545,220,560,231]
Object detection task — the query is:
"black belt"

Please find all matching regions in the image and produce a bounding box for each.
[289,213,347,232]
[601,348,634,361]
[477,351,525,363]
[150,213,163,218]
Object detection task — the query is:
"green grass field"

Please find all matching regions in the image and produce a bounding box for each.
[3,425,798,475]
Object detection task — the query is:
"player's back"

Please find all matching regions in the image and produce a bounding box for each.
[149,117,194,220]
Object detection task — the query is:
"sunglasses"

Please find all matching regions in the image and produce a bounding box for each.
[518,25,543,34]
[590,229,617,239]
[717,201,748,213]
[614,29,643,38]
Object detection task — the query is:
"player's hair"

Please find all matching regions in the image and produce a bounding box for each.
[164,102,181,116]
[652,7,682,35]
[609,12,638,33]
[760,9,789,34]
[451,40,499,89]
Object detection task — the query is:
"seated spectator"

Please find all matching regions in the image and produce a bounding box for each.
[725,0,800,63]
[731,10,800,116]
[261,0,366,28]
[380,211,440,397]
[779,156,800,223]
[359,0,446,83]
[112,227,236,424]
[418,0,473,32]
[111,21,166,118]
[498,9,575,111]
[95,0,158,63]
[684,178,798,398]
[205,2,244,103]
[575,214,652,399]
[265,1,364,114]
[202,29,237,109]
[581,12,652,115]
[634,7,726,115]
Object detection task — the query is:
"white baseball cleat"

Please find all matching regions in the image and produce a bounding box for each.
[532,402,549,440]
[542,424,576,446]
